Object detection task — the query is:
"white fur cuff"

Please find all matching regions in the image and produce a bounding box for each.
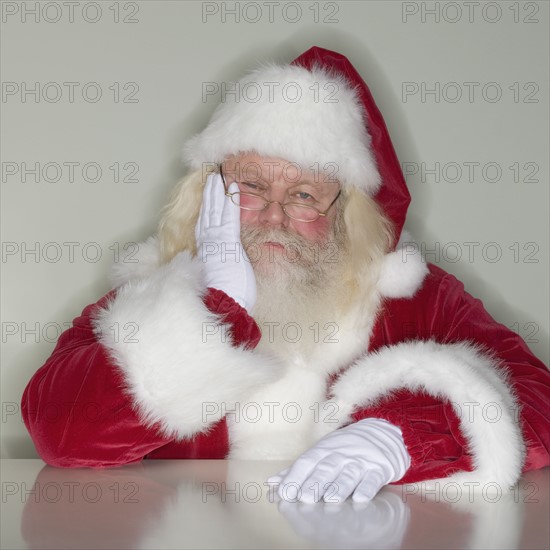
[328,340,525,488]
[92,250,283,440]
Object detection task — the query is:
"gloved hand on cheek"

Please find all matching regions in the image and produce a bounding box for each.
[195,173,256,312]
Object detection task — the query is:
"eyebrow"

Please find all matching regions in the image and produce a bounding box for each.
[232,166,329,190]
[246,175,319,187]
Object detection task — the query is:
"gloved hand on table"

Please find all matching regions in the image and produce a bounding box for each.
[267,418,411,503]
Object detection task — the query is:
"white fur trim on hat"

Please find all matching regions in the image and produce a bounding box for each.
[377,230,429,298]
[183,62,381,195]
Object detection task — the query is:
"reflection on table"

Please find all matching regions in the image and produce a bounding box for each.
[0,460,548,549]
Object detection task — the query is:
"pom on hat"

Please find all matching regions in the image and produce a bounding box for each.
[183,61,381,195]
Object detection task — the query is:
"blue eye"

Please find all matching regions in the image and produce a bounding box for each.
[296,191,314,201]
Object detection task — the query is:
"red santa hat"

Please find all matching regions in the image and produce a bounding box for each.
[183,46,411,246]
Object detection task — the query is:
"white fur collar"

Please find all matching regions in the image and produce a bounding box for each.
[109,231,429,299]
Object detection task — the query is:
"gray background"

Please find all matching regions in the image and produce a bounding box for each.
[1,0,548,457]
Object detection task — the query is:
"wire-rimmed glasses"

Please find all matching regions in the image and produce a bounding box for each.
[219,164,341,223]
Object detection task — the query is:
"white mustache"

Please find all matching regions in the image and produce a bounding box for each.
[241,225,317,250]
[240,223,345,271]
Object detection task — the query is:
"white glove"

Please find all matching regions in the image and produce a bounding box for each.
[195,173,256,311]
[267,418,411,503]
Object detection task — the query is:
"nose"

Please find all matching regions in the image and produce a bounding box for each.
[258,200,289,227]
[257,186,290,228]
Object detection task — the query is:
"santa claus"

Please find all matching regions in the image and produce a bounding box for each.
[22,47,549,503]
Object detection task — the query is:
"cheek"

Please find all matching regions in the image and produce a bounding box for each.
[240,209,260,225]
[290,217,332,242]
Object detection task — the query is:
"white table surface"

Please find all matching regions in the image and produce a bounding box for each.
[1,459,548,549]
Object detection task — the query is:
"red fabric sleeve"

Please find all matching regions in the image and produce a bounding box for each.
[21,287,259,468]
[352,390,475,484]
[203,288,261,349]
[355,263,550,484]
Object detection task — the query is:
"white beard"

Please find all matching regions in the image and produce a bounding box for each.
[241,224,352,362]
[227,223,383,460]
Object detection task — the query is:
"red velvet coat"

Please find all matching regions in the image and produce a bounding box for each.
[21,47,550,491]
[21,257,550,485]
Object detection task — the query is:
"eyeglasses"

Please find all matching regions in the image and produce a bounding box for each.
[219,164,341,223]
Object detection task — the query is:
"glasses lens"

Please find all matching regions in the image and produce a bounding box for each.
[284,204,320,222]
[231,192,267,210]
[228,192,321,222]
